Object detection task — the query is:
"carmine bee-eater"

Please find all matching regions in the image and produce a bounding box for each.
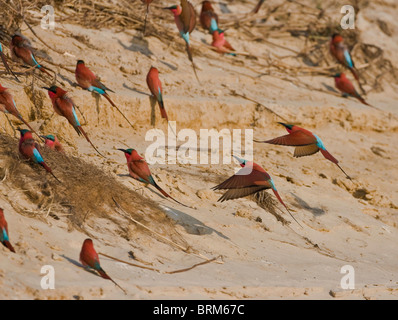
[43,85,105,157]
[213,155,302,227]
[146,66,168,120]
[332,73,376,109]
[146,67,177,136]
[164,0,200,82]
[118,148,190,207]
[252,0,265,14]
[211,30,236,55]
[10,34,52,77]
[0,84,43,141]
[75,60,135,129]
[255,122,351,180]
[79,238,126,294]
[330,33,364,93]
[0,208,15,253]
[42,134,65,153]
[0,42,20,82]
[141,0,154,35]
[200,1,220,34]
[18,129,61,183]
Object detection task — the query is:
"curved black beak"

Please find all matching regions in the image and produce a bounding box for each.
[118,148,127,153]
[42,87,51,91]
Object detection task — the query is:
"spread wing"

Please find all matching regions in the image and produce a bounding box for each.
[293,144,320,157]
[213,168,271,190]
[259,130,316,146]
[217,186,269,202]
[188,1,197,33]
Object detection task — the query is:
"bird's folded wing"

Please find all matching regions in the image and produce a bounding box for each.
[180,0,192,33]
[188,1,197,33]
[293,144,320,158]
[213,169,270,190]
[263,131,316,146]
[218,186,269,202]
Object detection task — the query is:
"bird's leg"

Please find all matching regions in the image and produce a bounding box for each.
[143,4,150,36]
[31,69,35,93]
[5,114,16,137]
[149,95,156,126]
[92,91,101,124]
[75,104,88,126]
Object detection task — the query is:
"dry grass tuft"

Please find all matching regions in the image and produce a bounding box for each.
[0,132,188,248]
[1,0,396,91]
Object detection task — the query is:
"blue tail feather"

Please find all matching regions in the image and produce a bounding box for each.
[32,148,44,164]
[88,86,105,95]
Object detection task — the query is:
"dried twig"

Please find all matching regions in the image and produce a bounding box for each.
[164,255,222,274]
[99,252,222,274]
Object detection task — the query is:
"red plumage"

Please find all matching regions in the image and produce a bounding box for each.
[256,123,351,179]
[18,130,60,182]
[212,159,301,226]
[146,67,168,120]
[320,148,338,164]
[43,135,65,153]
[120,148,189,207]
[45,86,104,157]
[200,1,218,31]
[334,73,372,107]
[166,1,200,82]
[79,238,126,293]
[0,84,42,140]
[75,61,135,129]
[80,239,105,274]
[330,34,361,84]
[75,61,107,91]
[212,31,235,54]
[10,34,52,77]
[0,208,15,253]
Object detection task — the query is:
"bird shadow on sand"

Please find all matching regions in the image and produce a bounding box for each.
[57,74,76,87]
[290,193,325,216]
[116,175,230,240]
[118,36,153,57]
[123,83,151,97]
[219,2,232,13]
[61,254,101,278]
[322,82,340,94]
[61,254,83,268]
[118,175,175,200]
[118,37,177,71]
[160,204,231,241]
[158,60,178,71]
